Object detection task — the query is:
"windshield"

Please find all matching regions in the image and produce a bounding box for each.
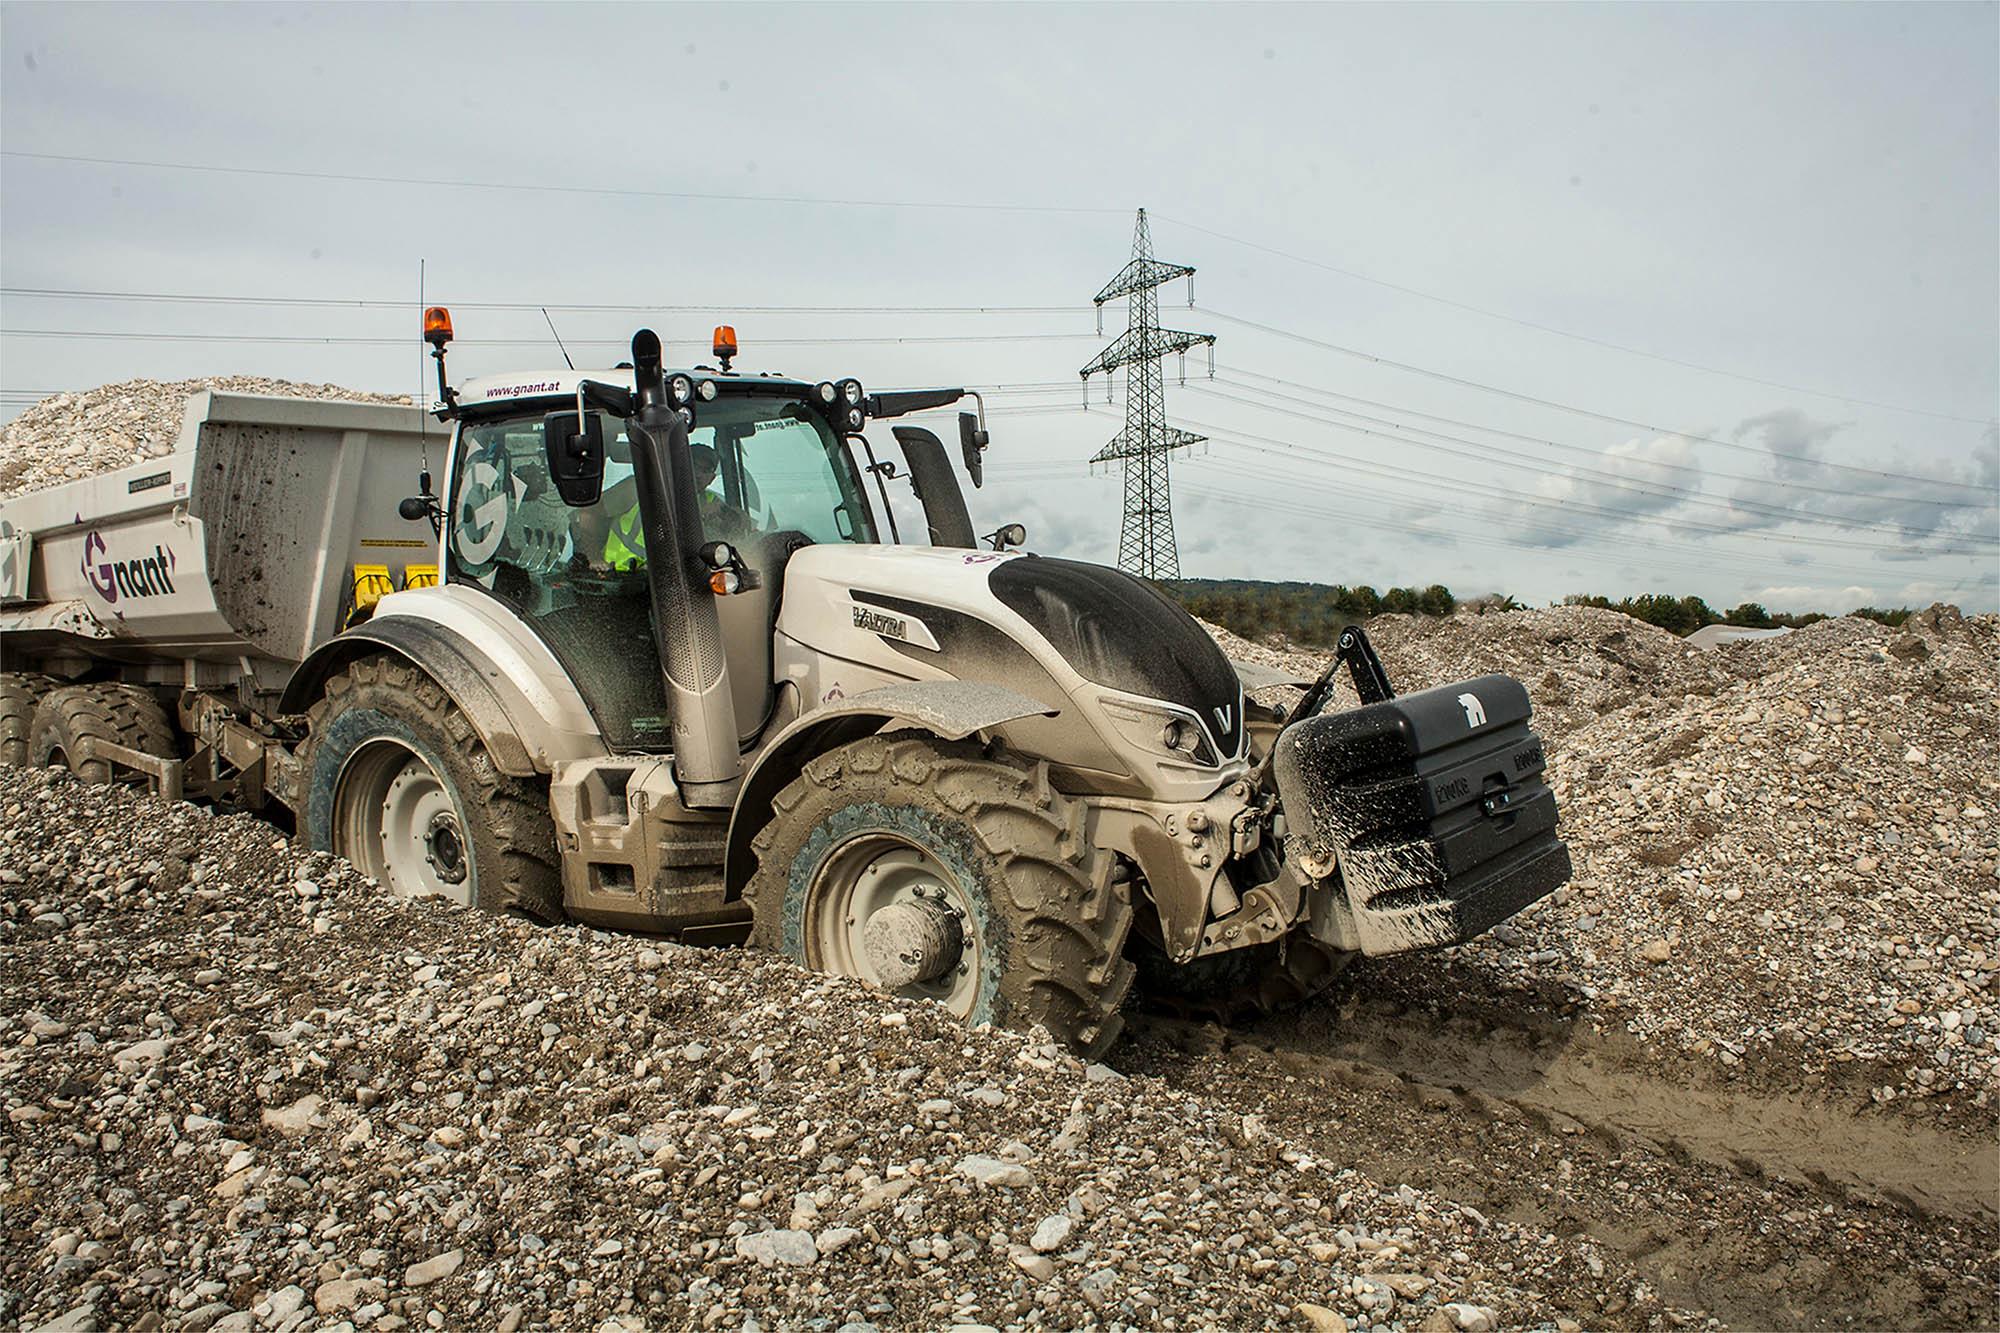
[442,392,874,750]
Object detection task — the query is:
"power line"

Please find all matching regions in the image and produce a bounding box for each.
[1181,385,1991,549]
[1176,462,1946,590]
[1193,378,1989,538]
[1199,307,1996,488]
[1212,364,1986,512]
[1176,408,1990,557]
[0,150,1127,217]
[1155,214,1993,426]
[0,328,1096,348]
[0,286,1086,317]
[1187,443,1932,585]
[9,147,1980,428]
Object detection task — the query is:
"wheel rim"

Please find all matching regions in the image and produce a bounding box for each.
[808,834,981,1018]
[334,739,472,905]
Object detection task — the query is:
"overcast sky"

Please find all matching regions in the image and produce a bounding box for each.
[4,2,1995,613]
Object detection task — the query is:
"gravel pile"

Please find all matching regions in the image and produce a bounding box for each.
[0,766,1668,1333]
[1211,605,1730,744]
[1219,603,2000,1116]
[0,379,411,501]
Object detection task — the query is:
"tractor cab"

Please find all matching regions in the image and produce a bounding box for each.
[415,313,992,761]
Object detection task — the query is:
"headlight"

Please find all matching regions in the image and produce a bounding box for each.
[667,374,694,404]
[696,379,718,402]
[839,379,863,406]
[1098,697,1218,766]
[845,406,864,430]
[816,381,837,404]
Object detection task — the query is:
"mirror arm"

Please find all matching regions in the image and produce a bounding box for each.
[851,434,902,544]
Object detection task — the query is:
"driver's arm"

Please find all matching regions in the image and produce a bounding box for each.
[573,477,636,566]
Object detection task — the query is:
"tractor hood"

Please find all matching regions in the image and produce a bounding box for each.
[777,546,1244,761]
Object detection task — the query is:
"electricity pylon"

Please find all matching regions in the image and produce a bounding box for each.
[1079,208,1216,581]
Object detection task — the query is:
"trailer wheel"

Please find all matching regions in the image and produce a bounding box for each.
[300,657,561,922]
[1131,930,1357,1023]
[747,735,1135,1058]
[27,683,177,785]
[1,672,61,767]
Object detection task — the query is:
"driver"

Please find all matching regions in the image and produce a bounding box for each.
[598,443,755,571]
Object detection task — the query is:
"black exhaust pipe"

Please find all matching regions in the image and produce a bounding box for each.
[627,329,741,807]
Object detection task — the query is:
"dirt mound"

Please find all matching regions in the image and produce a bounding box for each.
[0,378,410,500]
[1328,607,2000,1118]
[1210,604,1729,742]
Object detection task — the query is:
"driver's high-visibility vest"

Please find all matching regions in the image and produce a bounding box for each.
[604,493,732,569]
[604,504,646,569]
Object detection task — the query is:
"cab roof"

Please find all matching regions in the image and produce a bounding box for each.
[455,367,816,411]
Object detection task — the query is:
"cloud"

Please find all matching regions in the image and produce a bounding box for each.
[1755,583,1876,611]
[1492,433,1700,548]
[1712,410,1999,551]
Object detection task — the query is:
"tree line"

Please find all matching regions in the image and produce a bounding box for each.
[1165,579,1916,646]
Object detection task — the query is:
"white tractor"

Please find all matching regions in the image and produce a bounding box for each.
[0,313,1570,1054]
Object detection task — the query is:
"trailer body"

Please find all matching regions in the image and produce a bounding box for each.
[1,392,438,707]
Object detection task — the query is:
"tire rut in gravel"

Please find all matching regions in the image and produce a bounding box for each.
[1123,1010,2000,1330]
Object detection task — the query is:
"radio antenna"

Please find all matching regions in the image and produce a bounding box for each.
[542,307,576,370]
[416,259,430,474]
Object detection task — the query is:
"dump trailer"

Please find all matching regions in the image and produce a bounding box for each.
[0,314,1572,1053]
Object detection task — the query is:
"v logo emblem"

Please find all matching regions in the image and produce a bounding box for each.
[1213,703,1234,732]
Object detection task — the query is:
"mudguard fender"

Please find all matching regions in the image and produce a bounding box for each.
[281,590,608,776]
[722,679,1056,901]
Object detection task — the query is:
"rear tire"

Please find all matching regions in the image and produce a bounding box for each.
[1,672,61,767]
[27,683,177,784]
[299,657,561,922]
[747,735,1135,1058]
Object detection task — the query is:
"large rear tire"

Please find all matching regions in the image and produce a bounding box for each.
[299,656,561,922]
[747,735,1135,1058]
[1,672,61,767]
[26,683,177,784]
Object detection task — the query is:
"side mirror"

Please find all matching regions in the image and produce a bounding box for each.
[985,522,1027,552]
[399,469,441,534]
[543,411,606,507]
[958,411,989,489]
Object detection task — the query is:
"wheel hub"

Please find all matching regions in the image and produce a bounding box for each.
[862,892,965,988]
[424,811,467,884]
[335,742,475,908]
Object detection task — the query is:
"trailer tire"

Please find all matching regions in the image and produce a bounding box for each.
[300,657,561,923]
[747,735,1135,1058]
[1,672,62,767]
[1131,930,1357,1022]
[27,683,178,785]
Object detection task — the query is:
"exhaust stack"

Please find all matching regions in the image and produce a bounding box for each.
[627,329,741,807]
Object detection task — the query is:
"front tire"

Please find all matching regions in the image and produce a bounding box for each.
[747,735,1136,1057]
[299,657,561,921]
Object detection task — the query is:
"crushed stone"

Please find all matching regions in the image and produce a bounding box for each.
[0,378,410,501]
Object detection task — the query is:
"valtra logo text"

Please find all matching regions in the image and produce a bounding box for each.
[82,531,178,604]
